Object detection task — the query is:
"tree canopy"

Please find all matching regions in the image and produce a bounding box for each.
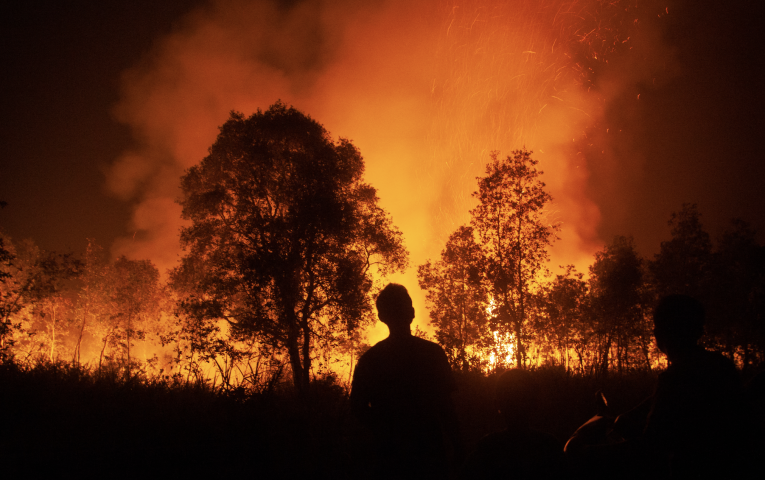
[418,225,488,370]
[171,102,407,392]
[589,235,651,374]
[470,149,559,367]
[418,150,560,370]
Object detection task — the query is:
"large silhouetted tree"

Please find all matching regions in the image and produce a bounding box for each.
[417,225,489,370]
[172,102,407,393]
[470,149,559,367]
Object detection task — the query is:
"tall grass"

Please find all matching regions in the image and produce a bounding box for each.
[0,360,659,477]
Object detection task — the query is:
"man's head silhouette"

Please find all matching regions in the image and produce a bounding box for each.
[376,283,415,331]
[653,294,705,359]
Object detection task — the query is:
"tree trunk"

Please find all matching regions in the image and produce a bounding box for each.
[99,335,108,370]
[348,350,354,386]
[301,322,311,391]
[126,313,131,380]
[99,326,115,371]
[600,333,612,377]
[514,320,524,368]
[287,325,304,393]
[49,307,56,362]
[72,315,87,365]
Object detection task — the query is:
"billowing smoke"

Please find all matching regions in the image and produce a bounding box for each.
[107,0,675,338]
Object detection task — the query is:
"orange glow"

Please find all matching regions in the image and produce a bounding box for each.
[486,331,517,370]
[103,0,671,364]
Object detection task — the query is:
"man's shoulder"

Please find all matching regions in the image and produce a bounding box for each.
[408,336,452,364]
[362,335,446,355]
[658,348,742,397]
[681,349,739,379]
[356,340,386,363]
[355,337,401,363]
[357,336,450,372]
[410,335,447,352]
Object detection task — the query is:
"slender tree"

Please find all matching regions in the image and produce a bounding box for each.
[417,225,489,371]
[172,102,407,394]
[540,265,590,372]
[111,256,161,379]
[72,239,111,365]
[0,234,80,362]
[470,149,559,367]
[589,236,650,374]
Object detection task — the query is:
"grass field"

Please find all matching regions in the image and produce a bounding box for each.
[0,361,666,478]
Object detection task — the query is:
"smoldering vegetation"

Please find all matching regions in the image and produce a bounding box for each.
[1,360,662,477]
[0,360,354,477]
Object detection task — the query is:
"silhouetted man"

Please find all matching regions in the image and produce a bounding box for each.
[644,294,746,478]
[350,283,462,479]
[565,294,747,479]
[462,369,566,479]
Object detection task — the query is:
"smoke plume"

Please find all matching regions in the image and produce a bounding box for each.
[107,0,676,338]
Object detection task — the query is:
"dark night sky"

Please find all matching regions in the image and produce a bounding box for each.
[1,0,763,263]
[587,0,765,251]
[0,1,201,252]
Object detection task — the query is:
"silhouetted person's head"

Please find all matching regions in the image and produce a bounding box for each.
[495,368,539,430]
[376,283,414,336]
[653,294,705,360]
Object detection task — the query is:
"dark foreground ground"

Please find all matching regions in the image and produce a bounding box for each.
[0,362,692,478]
